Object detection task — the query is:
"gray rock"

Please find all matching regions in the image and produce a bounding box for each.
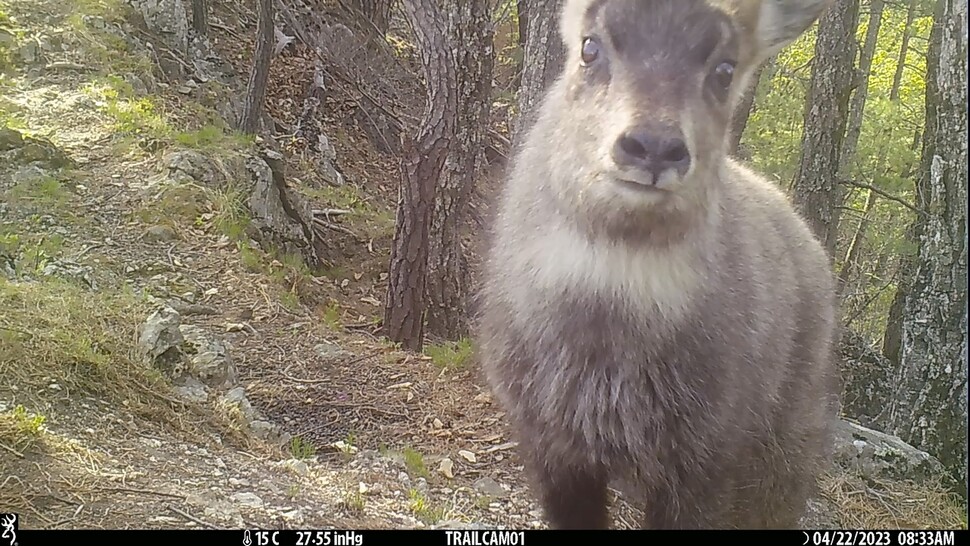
[251,419,290,445]
[126,0,189,53]
[472,477,508,499]
[230,491,264,509]
[163,150,217,186]
[799,497,839,530]
[40,260,97,290]
[138,306,185,375]
[431,521,493,530]
[142,224,177,242]
[173,376,209,403]
[221,386,255,424]
[833,419,949,485]
[123,72,152,94]
[180,324,237,388]
[313,340,351,366]
[279,459,310,477]
[17,39,42,65]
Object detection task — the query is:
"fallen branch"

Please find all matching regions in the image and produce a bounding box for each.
[0,440,25,459]
[167,504,226,530]
[312,208,353,217]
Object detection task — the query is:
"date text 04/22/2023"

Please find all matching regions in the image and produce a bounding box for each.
[807,530,957,546]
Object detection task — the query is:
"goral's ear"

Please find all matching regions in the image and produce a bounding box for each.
[745,0,832,62]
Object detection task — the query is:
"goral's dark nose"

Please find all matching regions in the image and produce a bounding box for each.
[612,123,691,179]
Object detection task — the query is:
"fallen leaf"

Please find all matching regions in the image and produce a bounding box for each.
[433,418,444,429]
[458,450,476,463]
[387,382,413,390]
[354,272,363,281]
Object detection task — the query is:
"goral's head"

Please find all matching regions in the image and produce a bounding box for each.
[546,0,830,241]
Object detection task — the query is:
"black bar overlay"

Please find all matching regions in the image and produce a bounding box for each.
[13,529,970,546]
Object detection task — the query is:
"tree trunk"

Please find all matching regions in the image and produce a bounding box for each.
[425,0,495,341]
[890,0,918,102]
[348,0,393,36]
[841,0,884,173]
[192,0,208,37]
[383,0,458,352]
[791,0,860,257]
[238,0,274,135]
[517,0,529,47]
[513,0,564,145]
[887,0,968,498]
[729,58,770,158]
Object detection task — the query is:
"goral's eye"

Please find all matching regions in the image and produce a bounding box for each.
[581,37,601,65]
[712,60,736,89]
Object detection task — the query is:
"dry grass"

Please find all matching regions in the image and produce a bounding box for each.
[821,470,968,529]
[0,278,185,427]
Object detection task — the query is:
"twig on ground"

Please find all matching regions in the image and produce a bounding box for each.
[167,504,226,530]
[94,486,187,500]
[0,441,25,459]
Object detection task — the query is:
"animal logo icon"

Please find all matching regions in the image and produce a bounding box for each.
[1,513,17,546]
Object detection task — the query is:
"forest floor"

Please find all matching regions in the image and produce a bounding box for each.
[0,0,966,531]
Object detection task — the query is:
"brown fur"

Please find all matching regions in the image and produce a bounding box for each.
[476,0,840,530]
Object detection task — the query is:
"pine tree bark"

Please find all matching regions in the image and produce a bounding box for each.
[192,0,208,37]
[883,0,930,369]
[383,0,458,352]
[841,0,884,172]
[791,0,860,257]
[238,0,274,135]
[887,0,968,498]
[513,0,564,145]
[425,0,495,341]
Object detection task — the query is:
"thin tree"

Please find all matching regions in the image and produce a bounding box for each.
[238,0,274,134]
[729,58,771,157]
[835,0,885,294]
[425,0,495,340]
[890,0,919,102]
[886,0,968,499]
[383,0,458,351]
[348,0,394,36]
[841,0,884,170]
[791,0,860,257]
[192,0,208,37]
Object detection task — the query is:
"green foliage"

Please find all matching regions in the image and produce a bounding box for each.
[408,488,447,524]
[83,79,171,139]
[402,446,429,479]
[289,435,316,459]
[424,338,474,369]
[739,4,933,345]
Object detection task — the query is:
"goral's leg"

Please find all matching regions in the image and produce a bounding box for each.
[526,454,610,529]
